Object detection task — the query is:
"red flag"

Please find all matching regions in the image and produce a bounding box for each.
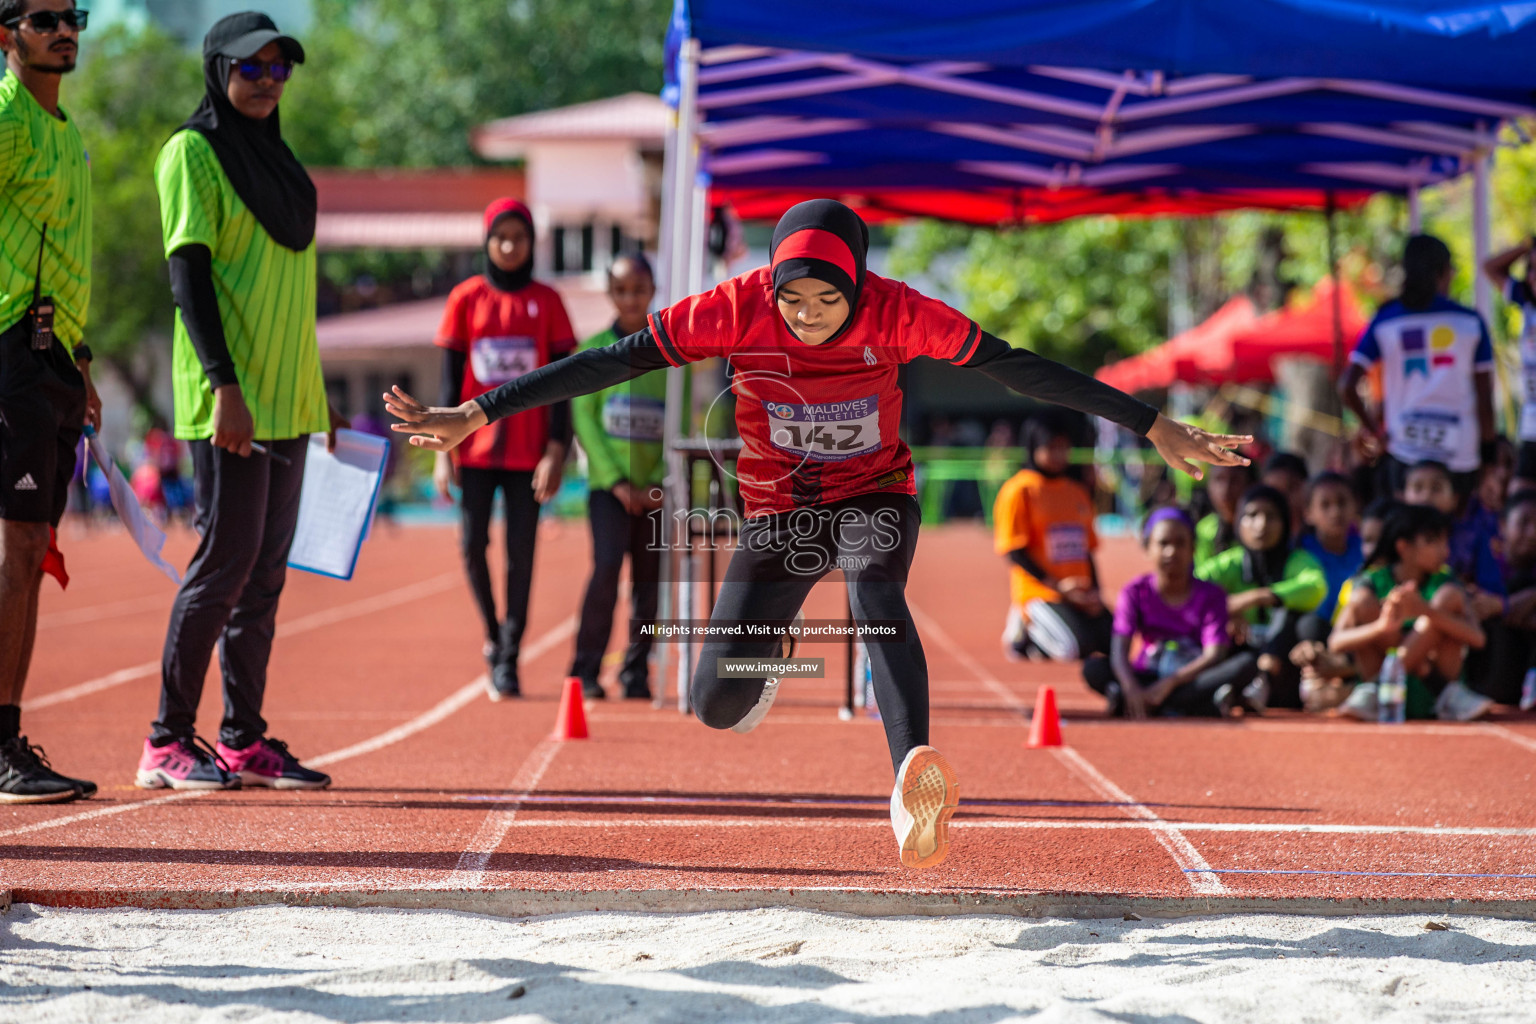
[42,527,68,590]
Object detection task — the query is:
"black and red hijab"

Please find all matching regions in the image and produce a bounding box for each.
[770,199,869,341]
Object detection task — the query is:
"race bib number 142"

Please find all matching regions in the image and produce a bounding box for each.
[766,396,881,462]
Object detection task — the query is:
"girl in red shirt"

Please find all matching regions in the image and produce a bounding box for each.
[390,200,1249,868]
[435,198,575,698]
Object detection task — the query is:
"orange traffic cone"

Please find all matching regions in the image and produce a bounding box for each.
[1027,685,1063,748]
[552,676,589,740]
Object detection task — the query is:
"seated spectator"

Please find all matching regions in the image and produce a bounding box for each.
[1358,496,1392,554]
[1331,504,1489,721]
[1297,471,1363,621]
[1465,490,1536,708]
[1290,473,1364,706]
[1261,451,1310,540]
[1195,461,1255,566]
[1083,508,1258,718]
[1404,458,1507,626]
[995,410,1111,662]
[1197,485,1327,711]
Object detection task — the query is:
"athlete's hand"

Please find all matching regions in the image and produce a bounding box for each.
[1352,426,1386,462]
[433,452,457,500]
[532,442,566,503]
[1146,414,1252,481]
[385,386,487,452]
[326,403,351,454]
[213,383,255,457]
[612,481,642,515]
[78,362,102,432]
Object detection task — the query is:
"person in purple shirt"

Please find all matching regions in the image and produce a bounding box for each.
[1083,507,1260,718]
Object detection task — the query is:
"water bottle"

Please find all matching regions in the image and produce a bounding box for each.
[1378,647,1407,724]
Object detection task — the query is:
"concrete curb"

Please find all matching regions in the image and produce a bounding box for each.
[12,887,1536,921]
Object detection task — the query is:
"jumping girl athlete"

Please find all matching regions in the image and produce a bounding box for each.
[387,200,1250,868]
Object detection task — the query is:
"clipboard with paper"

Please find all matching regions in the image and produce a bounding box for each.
[288,429,389,580]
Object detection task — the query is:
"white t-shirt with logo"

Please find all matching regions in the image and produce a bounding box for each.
[1350,296,1493,472]
[1504,279,1536,441]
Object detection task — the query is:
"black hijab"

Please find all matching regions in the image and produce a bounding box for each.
[1237,484,1294,588]
[482,198,535,293]
[181,13,316,252]
[770,199,868,342]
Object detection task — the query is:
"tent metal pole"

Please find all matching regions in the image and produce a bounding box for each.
[1406,182,1422,232]
[651,84,680,709]
[1472,131,1493,324]
[664,37,701,714]
[1326,190,1343,379]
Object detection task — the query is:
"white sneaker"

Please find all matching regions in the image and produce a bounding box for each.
[1435,680,1494,722]
[890,745,959,869]
[731,678,780,734]
[1001,606,1028,661]
[1338,682,1378,721]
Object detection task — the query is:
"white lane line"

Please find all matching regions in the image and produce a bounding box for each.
[907,599,1225,896]
[310,616,574,769]
[907,602,1027,712]
[37,595,170,631]
[446,739,563,887]
[1482,723,1536,755]
[489,817,1536,838]
[0,616,576,841]
[23,572,462,711]
[1052,746,1227,894]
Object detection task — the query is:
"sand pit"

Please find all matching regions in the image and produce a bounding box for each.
[3,904,1534,1022]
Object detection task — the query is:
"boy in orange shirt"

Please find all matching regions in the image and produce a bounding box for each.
[996,410,1111,661]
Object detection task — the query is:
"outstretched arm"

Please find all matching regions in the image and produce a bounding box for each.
[962,332,1251,479]
[388,328,672,452]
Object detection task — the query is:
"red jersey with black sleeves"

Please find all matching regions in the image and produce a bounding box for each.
[649,267,979,515]
[436,277,576,471]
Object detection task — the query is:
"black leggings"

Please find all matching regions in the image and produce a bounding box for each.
[691,492,925,776]
[1465,618,1534,704]
[1253,610,1331,709]
[1082,649,1260,717]
[458,467,541,663]
[570,489,661,689]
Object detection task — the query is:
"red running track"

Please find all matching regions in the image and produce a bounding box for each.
[6,518,1536,916]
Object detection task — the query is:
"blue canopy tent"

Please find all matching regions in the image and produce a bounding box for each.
[650,1,1536,708]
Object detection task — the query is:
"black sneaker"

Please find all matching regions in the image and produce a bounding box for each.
[0,737,82,804]
[581,678,606,700]
[486,659,521,701]
[620,676,652,700]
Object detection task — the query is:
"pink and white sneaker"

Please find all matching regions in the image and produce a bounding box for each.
[136,736,240,790]
[215,737,330,790]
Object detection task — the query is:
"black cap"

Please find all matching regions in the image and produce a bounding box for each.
[203,12,305,64]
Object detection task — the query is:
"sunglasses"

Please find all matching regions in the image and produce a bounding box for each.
[3,8,88,33]
[230,57,294,83]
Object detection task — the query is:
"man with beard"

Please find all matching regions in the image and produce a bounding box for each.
[0,0,101,803]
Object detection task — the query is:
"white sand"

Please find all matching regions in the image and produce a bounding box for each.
[3,904,1534,1022]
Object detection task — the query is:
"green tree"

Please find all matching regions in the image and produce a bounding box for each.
[283,0,672,168]
[70,25,201,419]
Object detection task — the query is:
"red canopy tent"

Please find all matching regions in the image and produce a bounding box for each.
[1095,278,1368,392]
[718,187,1371,228]
[1095,294,1258,393]
[1216,278,1368,384]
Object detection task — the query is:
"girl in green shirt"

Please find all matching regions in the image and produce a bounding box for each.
[1197,484,1327,710]
[1330,503,1486,720]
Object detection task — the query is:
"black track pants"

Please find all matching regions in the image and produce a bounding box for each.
[458,467,541,663]
[690,492,925,776]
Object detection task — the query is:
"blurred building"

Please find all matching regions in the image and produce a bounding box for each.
[314,93,669,422]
